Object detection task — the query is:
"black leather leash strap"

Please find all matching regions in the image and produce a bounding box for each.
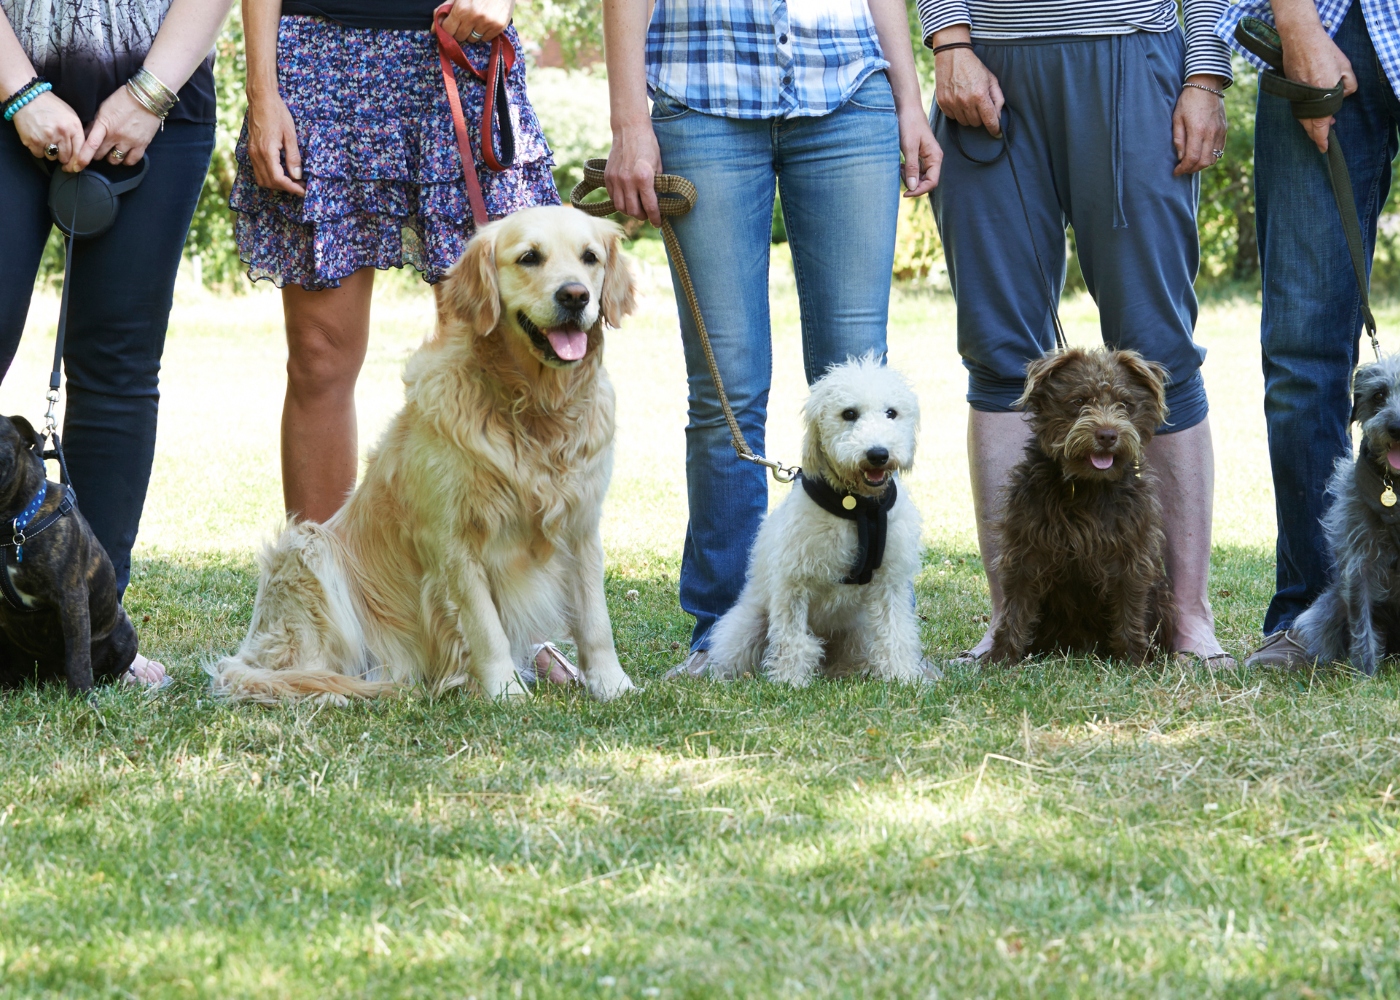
[948,110,1069,352]
[1236,16,1378,357]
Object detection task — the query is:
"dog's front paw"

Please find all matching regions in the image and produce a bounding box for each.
[763,641,819,687]
[585,667,636,702]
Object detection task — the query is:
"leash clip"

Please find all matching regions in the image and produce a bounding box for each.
[12,519,24,562]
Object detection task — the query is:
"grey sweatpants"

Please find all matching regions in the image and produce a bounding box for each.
[931,28,1209,432]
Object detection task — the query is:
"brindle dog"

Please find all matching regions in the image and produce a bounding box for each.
[0,415,136,692]
[988,348,1176,665]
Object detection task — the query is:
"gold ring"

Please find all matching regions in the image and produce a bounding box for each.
[108,147,126,163]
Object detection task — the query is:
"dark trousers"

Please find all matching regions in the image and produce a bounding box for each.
[0,120,214,594]
[1256,2,1400,633]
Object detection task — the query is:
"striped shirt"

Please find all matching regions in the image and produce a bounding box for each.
[1216,1,1400,96]
[916,1,1234,82]
[645,0,890,119]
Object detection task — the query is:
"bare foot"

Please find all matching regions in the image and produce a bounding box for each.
[121,652,168,688]
[950,624,995,665]
[1172,611,1227,661]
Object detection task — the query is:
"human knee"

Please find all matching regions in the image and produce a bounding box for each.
[285,321,365,398]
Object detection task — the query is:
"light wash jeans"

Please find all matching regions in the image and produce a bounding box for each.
[650,71,902,651]
[1256,1,1400,633]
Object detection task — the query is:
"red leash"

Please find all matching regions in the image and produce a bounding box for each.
[433,2,517,227]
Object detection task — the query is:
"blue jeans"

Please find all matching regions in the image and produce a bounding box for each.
[651,71,901,650]
[0,121,215,595]
[1257,2,1400,633]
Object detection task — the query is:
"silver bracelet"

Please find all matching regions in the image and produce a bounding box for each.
[126,66,179,126]
[1182,81,1225,99]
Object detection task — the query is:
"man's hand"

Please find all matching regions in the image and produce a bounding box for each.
[931,26,1004,136]
[1172,75,1229,175]
[1273,0,1357,152]
[442,0,515,43]
[604,119,663,225]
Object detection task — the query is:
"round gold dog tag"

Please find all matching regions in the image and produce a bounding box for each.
[842,495,857,510]
[1384,486,1397,508]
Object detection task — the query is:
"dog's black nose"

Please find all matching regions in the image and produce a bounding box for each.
[865,446,889,467]
[1387,421,1400,439]
[555,283,590,310]
[1095,428,1119,450]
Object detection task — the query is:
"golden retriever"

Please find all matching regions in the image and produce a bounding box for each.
[209,206,638,702]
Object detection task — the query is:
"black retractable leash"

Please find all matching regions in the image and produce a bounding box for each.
[1236,16,1378,359]
[36,158,150,482]
[948,109,1070,353]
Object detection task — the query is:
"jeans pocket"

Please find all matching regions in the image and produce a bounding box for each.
[843,71,896,113]
[650,89,692,123]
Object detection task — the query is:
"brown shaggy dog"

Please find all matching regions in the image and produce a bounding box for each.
[208,206,638,702]
[987,347,1176,665]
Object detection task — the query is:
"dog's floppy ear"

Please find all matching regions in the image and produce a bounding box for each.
[1112,350,1170,427]
[597,218,636,328]
[1352,363,1384,425]
[1016,349,1079,410]
[7,415,42,453]
[439,221,503,337]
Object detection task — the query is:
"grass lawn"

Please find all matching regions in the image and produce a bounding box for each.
[2,250,1400,998]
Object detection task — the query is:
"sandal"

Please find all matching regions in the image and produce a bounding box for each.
[521,642,582,686]
[948,648,989,668]
[121,652,173,690]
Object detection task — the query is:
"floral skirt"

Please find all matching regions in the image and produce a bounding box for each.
[229,16,559,290]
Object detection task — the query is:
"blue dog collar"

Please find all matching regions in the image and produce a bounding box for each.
[11,480,48,563]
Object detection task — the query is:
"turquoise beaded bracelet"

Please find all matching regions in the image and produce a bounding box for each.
[3,81,52,122]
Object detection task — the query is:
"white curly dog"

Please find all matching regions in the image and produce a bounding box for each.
[706,355,928,686]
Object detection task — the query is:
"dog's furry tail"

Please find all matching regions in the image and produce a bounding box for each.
[207,520,395,704]
[207,657,396,705]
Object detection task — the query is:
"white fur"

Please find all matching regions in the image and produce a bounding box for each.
[707,356,926,686]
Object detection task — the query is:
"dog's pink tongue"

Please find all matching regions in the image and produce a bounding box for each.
[1388,447,1400,471]
[1090,453,1114,470]
[546,327,588,361]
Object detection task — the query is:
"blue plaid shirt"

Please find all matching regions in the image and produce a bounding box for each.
[645,0,890,119]
[1216,1,1400,95]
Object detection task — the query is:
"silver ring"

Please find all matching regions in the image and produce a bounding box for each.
[1211,148,1225,160]
[108,147,125,163]
[44,143,58,160]
[469,29,483,39]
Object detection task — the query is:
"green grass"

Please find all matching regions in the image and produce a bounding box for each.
[3,265,1400,997]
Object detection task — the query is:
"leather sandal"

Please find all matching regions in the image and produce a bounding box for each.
[1172,650,1238,671]
[523,642,582,686]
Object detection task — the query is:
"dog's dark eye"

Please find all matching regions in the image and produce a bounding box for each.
[885,408,897,420]
[841,408,858,422]
[1374,389,1387,403]
[582,249,599,265]
[517,249,541,265]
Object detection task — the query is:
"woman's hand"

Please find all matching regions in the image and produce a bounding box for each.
[11,90,85,167]
[74,85,161,170]
[1171,75,1229,176]
[442,0,515,43]
[932,27,1004,136]
[897,108,941,196]
[246,94,305,196]
[604,118,663,225]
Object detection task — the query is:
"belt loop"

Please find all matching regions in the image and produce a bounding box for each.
[1111,34,1127,230]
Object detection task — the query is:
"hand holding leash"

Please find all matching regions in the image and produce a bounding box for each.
[572,159,801,483]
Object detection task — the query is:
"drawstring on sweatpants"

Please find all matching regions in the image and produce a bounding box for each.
[1110,33,1127,230]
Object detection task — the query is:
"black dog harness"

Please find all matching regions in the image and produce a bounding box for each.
[0,479,76,612]
[798,472,897,585]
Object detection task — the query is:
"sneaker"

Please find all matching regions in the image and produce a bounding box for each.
[1243,629,1313,671]
[664,648,710,680]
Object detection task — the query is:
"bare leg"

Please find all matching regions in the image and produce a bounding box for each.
[965,408,1033,656]
[1144,419,1225,658]
[281,268,376,522]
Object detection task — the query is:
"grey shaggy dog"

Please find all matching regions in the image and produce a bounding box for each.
[1295,354,1400,675]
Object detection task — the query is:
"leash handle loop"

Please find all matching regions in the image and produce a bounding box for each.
[433,3,517,227]
[948,111,1069,353]
[571,159,800,484]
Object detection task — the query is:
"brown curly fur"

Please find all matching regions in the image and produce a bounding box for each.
[988,347,1176,665]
